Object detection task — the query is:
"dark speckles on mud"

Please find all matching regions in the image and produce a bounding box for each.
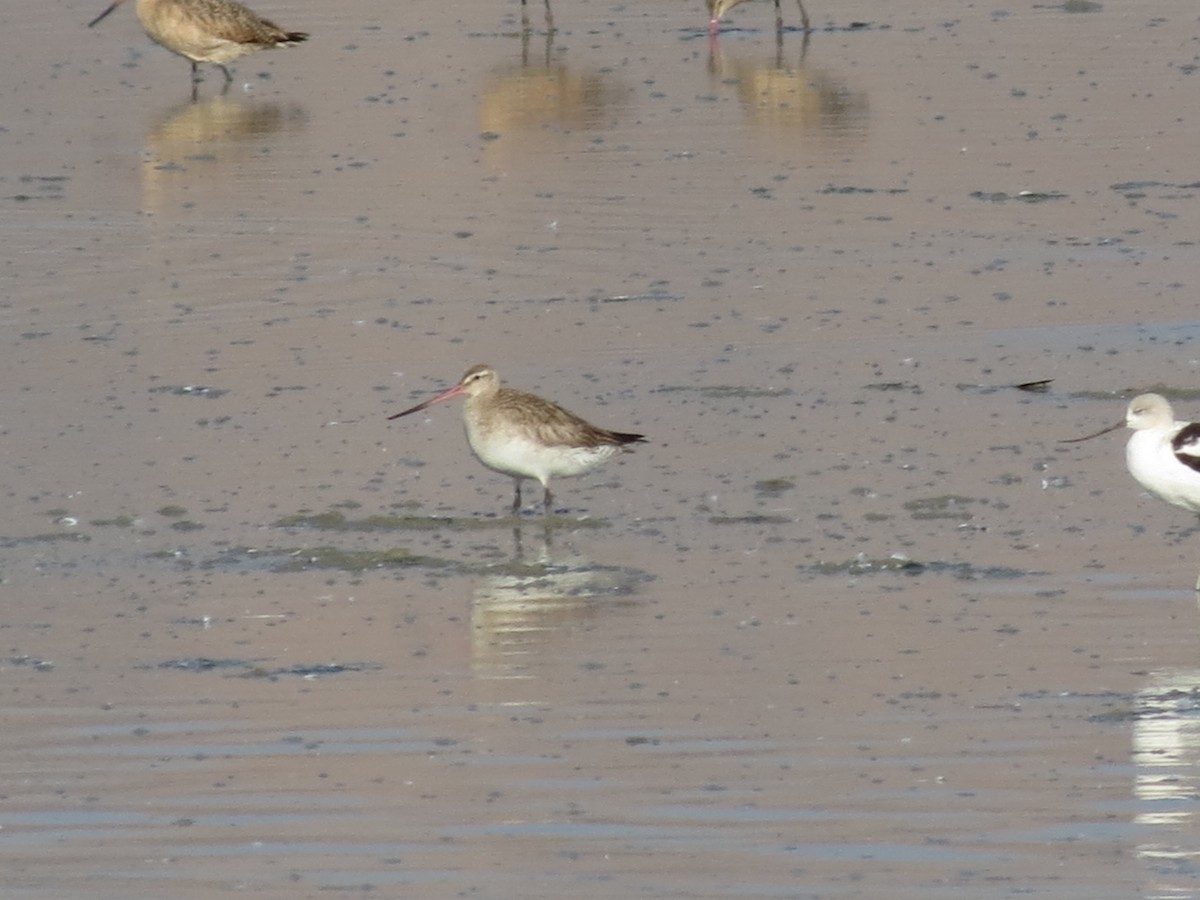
[655,385,792,400]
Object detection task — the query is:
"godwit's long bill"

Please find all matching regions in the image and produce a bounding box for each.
[88,0,308,88]
[388,364,646,514]
[707,0,811,37]
[1062,392,1200,588]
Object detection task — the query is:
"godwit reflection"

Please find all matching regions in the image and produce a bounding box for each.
[480,29,630,171]
[142,93,306,214]
[470,522,647,686]
[708,32,867,148]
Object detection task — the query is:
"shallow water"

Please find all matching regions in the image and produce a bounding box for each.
[3,0,1200,897]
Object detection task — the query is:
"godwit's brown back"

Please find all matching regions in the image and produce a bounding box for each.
[136,0,308,65]
[469,386,644,451]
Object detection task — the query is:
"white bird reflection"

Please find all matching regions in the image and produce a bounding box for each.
[1132,668,1200,892]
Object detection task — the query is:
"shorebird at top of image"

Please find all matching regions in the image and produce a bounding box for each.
[708,0,811,37]
[1062,392,1200,589]
[88,0,308,92]
[388,364,646,515]
[519,0,554,32]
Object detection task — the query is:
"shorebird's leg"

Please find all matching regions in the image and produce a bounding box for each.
[219,64,233,83]
[774,0,783,33]
[511,478,523,515]
[191,60,202,83]
[542,485,553,514]
[544,0,554,32]
[797,0,811,31]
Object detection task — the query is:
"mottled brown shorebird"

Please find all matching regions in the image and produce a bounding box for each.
[88,0,308,87]
[708,0,811,36]
[388,364,646,514]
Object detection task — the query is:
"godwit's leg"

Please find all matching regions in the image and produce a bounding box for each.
[190,60,202,83]
[544,0,554,31]
[796,0,811,31]
[218,64,233,83]
[511,478,523,515]
[542,485,553,514]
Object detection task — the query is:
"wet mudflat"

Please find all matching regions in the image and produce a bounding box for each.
[2,0,1200,897]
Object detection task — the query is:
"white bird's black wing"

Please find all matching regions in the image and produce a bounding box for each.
[1172,423,1200,473]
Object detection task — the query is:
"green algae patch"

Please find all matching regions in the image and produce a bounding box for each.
[1071,386,1200,403]
[187,544,462,575]
[808,555,927,576]
[90,515,137,528]
[805,556,1032,579]
[275,509,608,532]
[481,560,557,579]
[152,658,381,678]
[709,514,793,525]
[0,532,91,547]
[903,495,977,520]
[278,510,512,532]
[273,545,454,573]
[754,478,795,497]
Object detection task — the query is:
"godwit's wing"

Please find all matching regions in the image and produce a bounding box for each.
[489,388,644,449]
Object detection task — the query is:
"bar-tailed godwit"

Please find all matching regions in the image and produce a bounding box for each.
[388,364,646,514]
[1063,393,1200,587]
[88,0,308,88]
[708,0,811,37]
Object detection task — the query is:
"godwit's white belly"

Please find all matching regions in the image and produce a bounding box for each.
[1126,427,1200,513]
[465,426,619,485]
